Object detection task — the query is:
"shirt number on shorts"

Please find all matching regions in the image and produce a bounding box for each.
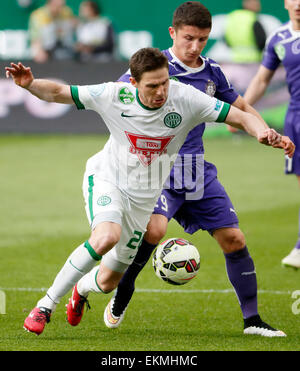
[126,230,143,250]
[155,194,168,212]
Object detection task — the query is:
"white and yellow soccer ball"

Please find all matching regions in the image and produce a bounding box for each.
[152,238,200,285]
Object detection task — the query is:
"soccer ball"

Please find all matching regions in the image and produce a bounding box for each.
[152,238,200,285]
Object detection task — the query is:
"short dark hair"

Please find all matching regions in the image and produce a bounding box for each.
[172,1,212,30]
[130,48,169,82]
[84,1,100,15]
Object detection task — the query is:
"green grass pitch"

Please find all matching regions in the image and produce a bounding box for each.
[0,134,299,351]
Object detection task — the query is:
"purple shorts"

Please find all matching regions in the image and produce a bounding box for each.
[284,108,300,175]
[153,176,239,235]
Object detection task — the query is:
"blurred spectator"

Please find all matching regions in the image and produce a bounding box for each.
[29,0,76,63]
[224,0,266,63]
[75,1,115,62]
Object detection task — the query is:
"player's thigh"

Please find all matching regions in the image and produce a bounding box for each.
[176,177,239,234]
[149,188,185,243]
[82,173,124,229]
[284,110,300,175]
[109,199,155,266]
[83,175,125,255]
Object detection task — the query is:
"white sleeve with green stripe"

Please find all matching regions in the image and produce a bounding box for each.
[186,84,231,124]
[70,83,112,112]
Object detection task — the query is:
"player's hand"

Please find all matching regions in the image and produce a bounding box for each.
[257,128,280,146]
[5,62,34,89]
[272,135,295,158]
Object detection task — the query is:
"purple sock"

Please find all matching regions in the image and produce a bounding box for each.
[224,246,258,319]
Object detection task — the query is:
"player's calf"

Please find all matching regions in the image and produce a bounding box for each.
[213,227,246,254]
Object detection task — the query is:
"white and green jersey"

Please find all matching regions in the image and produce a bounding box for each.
[71,79,230,201]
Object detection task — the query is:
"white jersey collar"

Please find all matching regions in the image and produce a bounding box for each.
[288,21,300,37]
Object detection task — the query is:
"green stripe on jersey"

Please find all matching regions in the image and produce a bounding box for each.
[216,102,231,123]
[70,86,85,110]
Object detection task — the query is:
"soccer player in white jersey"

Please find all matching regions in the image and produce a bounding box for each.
[244,0,300,269]
[107,2,295,337]
[5,48,293,336]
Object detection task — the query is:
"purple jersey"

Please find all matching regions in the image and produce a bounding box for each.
[262,21,300,110]
[163,49,238,155]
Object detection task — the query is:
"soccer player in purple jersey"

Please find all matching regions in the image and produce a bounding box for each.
[104,2,292,336]
[244,0,300,269]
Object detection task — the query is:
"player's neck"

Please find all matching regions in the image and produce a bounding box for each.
[290,18,300,31]
[170,47,203,68]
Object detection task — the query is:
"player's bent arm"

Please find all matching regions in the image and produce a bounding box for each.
[232,95,268,129]
[26,79,73,104]
[5,62,74,105]
[225,105,271,142]
[243,65,275,106]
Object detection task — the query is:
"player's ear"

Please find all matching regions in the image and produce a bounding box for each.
[169,26,176,40]
[129,76,138,88]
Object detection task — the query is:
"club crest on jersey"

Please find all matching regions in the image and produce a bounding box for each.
[97,195,111,206]
[205,80,216,97]
[164,112,182,128]
[125,132,174,167]
[119,87,135,104]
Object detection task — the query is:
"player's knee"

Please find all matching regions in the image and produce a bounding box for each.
[217,229,246,253]
[144,215,168,245]
[144,224,167,245]
[89,230,120,256]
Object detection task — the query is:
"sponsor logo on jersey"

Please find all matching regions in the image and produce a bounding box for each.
[125,132,174,166]
[292,39,300,55]
[97,195,112,206]
[164,112,182,128]
[118,87,135,104]
[275,43,286,60]
[214,99,222,112]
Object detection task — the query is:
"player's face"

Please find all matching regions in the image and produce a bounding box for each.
[130,67,170,109]
[169,25,211,67]
[285,0,300,21]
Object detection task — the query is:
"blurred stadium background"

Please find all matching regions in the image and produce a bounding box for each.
[0,0,290,135]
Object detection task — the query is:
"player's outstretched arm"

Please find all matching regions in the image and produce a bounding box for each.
[5,62,73,105]
[225,105,295,158]
[244,65,275,106]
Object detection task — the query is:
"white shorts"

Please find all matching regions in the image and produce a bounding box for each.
[82,172,155,267]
